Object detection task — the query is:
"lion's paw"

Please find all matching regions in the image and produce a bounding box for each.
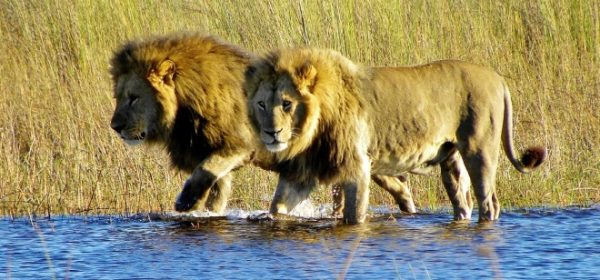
[174,180,199,212]
[247,212,274,222]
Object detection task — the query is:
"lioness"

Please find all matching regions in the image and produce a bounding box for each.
[109,33,417,215]
[245,48,546,223]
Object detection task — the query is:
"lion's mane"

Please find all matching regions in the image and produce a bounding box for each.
[110,33,253,172]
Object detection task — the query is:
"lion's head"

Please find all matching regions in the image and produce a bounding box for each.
[109,33,252,172]
[110,59,177,146]
[245,49,363,159]
[246,61,320,154]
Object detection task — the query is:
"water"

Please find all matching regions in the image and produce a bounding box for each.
[2,206,600,279]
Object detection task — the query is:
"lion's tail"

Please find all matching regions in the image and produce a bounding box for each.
[501,83,547,173]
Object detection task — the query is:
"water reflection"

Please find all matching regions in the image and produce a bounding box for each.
[1,206,600,279]
[154,213,508,279]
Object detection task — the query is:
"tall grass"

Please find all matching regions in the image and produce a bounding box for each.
[1,0,598,217]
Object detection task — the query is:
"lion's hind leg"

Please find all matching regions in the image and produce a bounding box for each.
[371,175,416,214]
[459,147,501,222]
[440,152,473,220]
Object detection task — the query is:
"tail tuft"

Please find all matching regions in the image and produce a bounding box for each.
[521,146,547,169]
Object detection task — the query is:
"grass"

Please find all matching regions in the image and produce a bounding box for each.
[1,0,598,217]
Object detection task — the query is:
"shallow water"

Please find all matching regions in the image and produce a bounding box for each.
[2,206,600,279]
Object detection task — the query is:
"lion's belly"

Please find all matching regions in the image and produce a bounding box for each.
[370,141,448,176]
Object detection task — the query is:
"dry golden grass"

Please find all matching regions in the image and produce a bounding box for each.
[1,0,598,217]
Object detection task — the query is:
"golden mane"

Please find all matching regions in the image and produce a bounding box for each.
[255,48,365,115]
[246,48,369,184]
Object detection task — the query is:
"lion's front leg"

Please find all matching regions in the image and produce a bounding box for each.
[175,152,249,213]
[341,156,371,224]
[206,173,233,214]
[331,183,345,218]
[269,176,318,215]
[340,174,370,224]
[339,132,372,224]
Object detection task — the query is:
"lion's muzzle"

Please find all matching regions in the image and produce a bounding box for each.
[110,119,126,135]
[110,116,146,145]
[261,128,288,152]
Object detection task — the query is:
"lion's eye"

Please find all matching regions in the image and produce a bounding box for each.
[282,100,292,112]
[129,96,139,107]
[257,101,266,110]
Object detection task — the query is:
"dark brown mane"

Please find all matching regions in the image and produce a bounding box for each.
[110,33,254,171]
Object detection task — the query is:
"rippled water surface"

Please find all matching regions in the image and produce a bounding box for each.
[2,206,600,279]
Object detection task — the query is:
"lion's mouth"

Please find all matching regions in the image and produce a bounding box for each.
[265,140,288,152]
[120,131,146,146]
[121,131,146,140]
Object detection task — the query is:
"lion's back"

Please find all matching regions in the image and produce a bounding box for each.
[365,60,507,172]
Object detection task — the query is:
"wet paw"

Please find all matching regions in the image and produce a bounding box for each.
[247,212,274,222]
[174,180,199,212]
[399,200,417,214]
[454,207,472,220]
[477,204,498,222]
[175,194,197,212]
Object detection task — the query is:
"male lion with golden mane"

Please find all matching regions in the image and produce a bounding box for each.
[109,33,417,215]
[109,33,255,213]
[245,48,547,223]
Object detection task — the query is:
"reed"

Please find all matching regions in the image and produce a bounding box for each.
[1,0,598,217]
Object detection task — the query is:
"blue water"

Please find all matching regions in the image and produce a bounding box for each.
[2,207,600,279]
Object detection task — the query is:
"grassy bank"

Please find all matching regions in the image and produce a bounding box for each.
[1,0,598,217]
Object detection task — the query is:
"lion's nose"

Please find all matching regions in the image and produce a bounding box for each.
[111,121,125,134]
[264,128,283,138]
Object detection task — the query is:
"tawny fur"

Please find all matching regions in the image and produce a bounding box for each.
[246,47,547,222]
[109,33,416,215]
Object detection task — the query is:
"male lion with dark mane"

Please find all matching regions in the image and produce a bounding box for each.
[245,48,546,223]
[109,33,417,215]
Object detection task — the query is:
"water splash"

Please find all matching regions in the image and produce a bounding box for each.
[157,199,336,221]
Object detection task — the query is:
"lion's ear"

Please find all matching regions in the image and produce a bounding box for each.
[294,62,317,93]
[148,59,176,88]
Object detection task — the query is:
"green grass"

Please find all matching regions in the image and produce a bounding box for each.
[1,0,598,217]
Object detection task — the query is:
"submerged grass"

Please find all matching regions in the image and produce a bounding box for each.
[1,0,598,217]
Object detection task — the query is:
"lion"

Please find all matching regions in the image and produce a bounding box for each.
[245,48,547,223]
[109,33,417,216]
